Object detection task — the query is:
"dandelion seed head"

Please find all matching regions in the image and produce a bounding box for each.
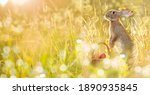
[59,50,66,60]
[12,46,20,54]
[120,54,126,58]
[60,64,67,72]
[2,52,9,58]
[4,59,14,67]
[83,43,91,52]
[16,59,24,66]
[76,39,83,44]
[91,43,99,50]
[39,73,46,78]
[111,59,120,68]
[3,46,10,54]
[142,68,150,77]
[134,66,142,74]
[97,69,105,76]
[110,56,126,69]
[2,46,11,58]
[10,68,16,75]
[103,59,111,69]
[35,66,44,73]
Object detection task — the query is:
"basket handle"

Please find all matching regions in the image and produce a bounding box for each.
[98,42,110,55]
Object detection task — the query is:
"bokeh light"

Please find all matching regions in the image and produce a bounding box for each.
[0,0,8,6]
[11,0,30,5]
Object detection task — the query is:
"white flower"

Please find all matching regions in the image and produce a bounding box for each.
[35,66,44,73]
[12,46,20,54]
[2,46,11,58]
[97,69,105,76]
[39,73,46,78]
[103,56,126,69]
[60,64,67,72]
[142,68,150,77]
[4,59,14,67]
[59,50,66,60]
[10,68,16,75]
[2,52,9,58]
[111,60,120,68]
[16,59,24,66]
[76,39,83,44]
[3,46,10,54]
[111,56,126,69]
[120,54,126,58]
[76,40,91,53]
[103,59,111,69]
[91,43,99,50]
[83,43,91,53]
[134,66,142,74]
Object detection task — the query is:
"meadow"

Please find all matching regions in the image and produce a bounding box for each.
[0,0,150,78]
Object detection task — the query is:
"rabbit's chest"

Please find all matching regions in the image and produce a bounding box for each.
[110,25,126,40]
[110,25,133,50]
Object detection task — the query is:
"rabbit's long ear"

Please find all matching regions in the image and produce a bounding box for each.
[120,9,133,17]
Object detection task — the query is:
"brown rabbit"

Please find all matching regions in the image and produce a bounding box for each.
[105,9,134,68]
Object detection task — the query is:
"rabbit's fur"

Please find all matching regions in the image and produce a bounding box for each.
[105,9,134,68]
[105,9,133,54]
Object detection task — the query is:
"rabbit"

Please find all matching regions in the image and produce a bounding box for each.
[105,9,134,68]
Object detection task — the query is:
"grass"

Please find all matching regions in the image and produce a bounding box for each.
[0,0,150,78]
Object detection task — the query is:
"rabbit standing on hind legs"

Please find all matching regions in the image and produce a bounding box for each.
[105,9,134,69]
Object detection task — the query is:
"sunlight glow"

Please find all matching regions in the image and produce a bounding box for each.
[11,0,30,5]
[0,0,8,6]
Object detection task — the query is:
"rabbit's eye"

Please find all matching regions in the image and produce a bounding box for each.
[112,11,115,14]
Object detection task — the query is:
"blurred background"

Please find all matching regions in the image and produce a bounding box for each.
[0,0,150,78]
